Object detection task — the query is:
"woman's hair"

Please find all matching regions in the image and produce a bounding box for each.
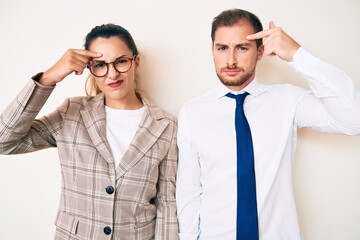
[84,23,141,96]
[211,8,263,48]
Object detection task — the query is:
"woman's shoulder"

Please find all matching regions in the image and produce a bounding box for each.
[146,103,177,124]
[57,94,105,114]
[68,94,100,103]
[68,94,104,107]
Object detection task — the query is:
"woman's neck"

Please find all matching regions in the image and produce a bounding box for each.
[105,93,143,110]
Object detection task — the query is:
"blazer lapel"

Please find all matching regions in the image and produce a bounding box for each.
[116,101,169,179]
[80,94,115,166]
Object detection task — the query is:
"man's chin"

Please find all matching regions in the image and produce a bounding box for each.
[220,79,247,87]
[217,73,254,87]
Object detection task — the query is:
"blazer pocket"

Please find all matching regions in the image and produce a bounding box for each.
[135,202,156,227]
[134,216,156,240]
[55,211,79,234]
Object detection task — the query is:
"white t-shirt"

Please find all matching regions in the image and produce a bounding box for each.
[105,106,145,167]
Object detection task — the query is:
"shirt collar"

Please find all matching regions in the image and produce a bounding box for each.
[215,78,265,99]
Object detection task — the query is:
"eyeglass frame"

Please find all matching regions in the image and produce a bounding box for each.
[87,54,137,77]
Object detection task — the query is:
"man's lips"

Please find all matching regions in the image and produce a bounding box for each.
[223,69,241,76]
[108,80,123,88]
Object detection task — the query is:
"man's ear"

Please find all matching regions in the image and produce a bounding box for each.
[257,44,264,60]
[211,43,216,58]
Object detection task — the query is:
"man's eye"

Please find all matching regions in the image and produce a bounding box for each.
[217,46,227,51]
[237,47,248,51]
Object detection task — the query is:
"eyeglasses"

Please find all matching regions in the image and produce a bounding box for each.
[87,55,136,77]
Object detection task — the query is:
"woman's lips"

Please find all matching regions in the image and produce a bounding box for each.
[108,80,123,88]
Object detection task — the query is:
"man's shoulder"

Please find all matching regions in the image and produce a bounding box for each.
[257,82,307,97]
[181,88,218,108]
[177,88,219,123]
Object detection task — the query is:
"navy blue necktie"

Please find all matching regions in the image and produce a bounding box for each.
[226,92,259,240]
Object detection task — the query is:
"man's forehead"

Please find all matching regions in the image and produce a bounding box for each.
[213,23,256,46]
[216,20,255,33]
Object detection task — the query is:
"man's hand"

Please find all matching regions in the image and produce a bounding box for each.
[247,21,300,62]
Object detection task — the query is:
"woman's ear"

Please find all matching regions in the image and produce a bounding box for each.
[134,55,140,69]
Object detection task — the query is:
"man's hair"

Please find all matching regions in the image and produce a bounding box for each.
[211,9,263,48]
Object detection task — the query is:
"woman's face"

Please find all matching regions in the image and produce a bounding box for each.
[89,36,139,108]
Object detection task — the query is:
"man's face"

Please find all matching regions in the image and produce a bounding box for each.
[212,20,264,91]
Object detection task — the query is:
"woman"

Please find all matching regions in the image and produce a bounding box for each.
[0,24,178,239]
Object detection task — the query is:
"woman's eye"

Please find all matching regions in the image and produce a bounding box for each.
[115,59,129,65]
[93,62,106,68]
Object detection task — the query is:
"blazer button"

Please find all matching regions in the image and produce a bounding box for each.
[104,226,112,235]
[106,186,114,194]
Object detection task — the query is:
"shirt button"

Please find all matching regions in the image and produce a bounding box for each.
[104,226,112,235]
[106,186,114,194]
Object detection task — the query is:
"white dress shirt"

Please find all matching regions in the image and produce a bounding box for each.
[176,48,360,240]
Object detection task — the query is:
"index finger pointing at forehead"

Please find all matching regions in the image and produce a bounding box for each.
[73,49,102,58]
[246,28,275,40]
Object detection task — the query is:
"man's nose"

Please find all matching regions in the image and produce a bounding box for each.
[227,51,237,66]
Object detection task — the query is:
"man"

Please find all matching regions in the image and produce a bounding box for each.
[176,8,360,240]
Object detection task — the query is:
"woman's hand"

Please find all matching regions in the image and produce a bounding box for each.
[39,49,102,86]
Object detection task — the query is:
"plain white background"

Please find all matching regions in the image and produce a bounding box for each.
[0,0,359,239]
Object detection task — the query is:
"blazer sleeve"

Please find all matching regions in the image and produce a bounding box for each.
[0,78,64,154]
[154,118,179,240]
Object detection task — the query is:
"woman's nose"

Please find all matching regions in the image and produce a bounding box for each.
[108,63,120,79]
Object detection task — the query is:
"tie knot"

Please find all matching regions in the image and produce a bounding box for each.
[226,92,249,106]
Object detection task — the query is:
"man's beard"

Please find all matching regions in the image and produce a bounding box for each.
[217,66,255,87]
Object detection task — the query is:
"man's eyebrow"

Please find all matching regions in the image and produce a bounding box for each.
[214,42,252,48]
[235,43,252,47]
[214,43,228,48]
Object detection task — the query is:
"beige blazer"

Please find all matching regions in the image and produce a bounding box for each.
[0,79,178,240]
